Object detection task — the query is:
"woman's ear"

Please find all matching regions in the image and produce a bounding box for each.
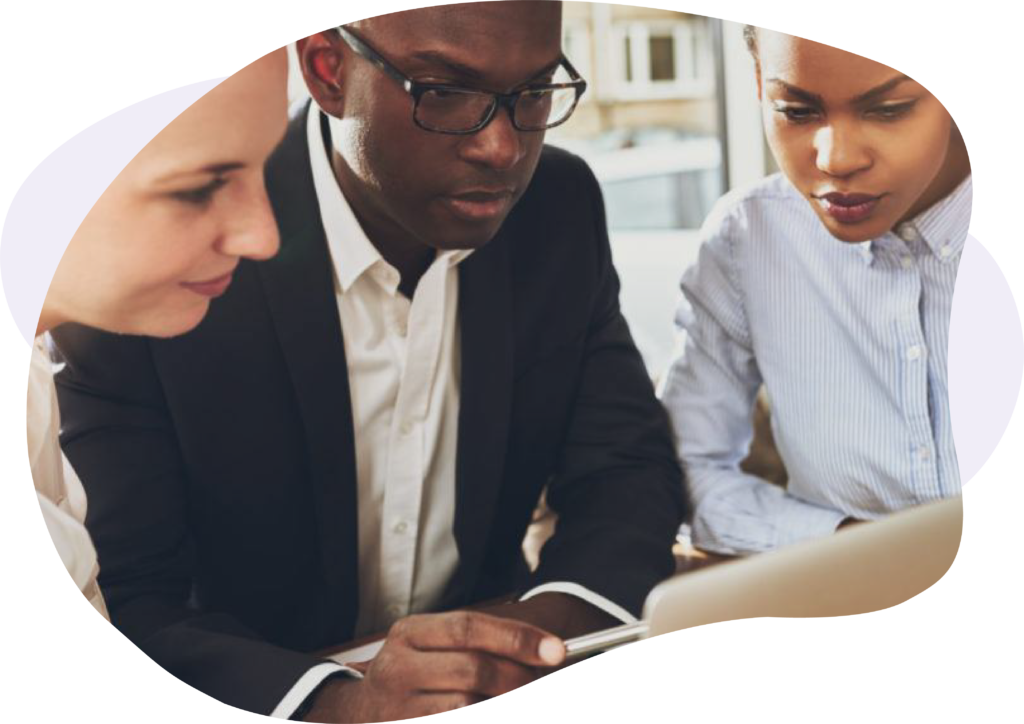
[297,32,345,115]
[754,59,763,103]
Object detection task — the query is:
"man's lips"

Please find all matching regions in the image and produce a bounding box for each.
[441,188,515,222]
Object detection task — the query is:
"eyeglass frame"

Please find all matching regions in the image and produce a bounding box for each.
[333,24,588,135]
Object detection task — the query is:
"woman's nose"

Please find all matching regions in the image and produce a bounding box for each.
[813,123,872,178]
[219,183,280,261]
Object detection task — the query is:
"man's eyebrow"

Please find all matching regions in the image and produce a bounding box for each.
[407,51,564,85]
[408,50,487,81]
[767,74,914,106]
[525,57,564,82]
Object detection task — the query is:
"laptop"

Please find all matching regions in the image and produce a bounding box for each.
[565,496,963,659]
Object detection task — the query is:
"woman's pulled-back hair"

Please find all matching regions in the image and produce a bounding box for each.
[743,24,758,59]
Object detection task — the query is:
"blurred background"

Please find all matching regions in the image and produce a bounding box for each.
[288,3,776,381]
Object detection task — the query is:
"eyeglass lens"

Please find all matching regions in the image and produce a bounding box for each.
[416,87,578,132]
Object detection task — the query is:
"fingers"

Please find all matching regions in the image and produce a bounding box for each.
[351,612,562,717]
[344,659,371,675]
[416,693,485,716]
[390,611,565,667]
[417,650,539,697]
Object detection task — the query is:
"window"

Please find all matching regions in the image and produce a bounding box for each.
[649,34,675,81]
[611,19,714,99]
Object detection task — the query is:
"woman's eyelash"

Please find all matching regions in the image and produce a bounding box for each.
[869,101,917,120]
[171,176,229,205]
[773,100,918,124]
[774,105,819,123]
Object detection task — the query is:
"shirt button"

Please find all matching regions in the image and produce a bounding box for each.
[393,520,408,534]
[906,345,923,361]
[387,604,403,618]
[897,224,920,242]
[918,446,932,461]
[901,256,914,269]
[388,320,406,337]
[399,421,413,436]
[940,244,954,259]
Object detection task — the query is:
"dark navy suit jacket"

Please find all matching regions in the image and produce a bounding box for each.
[53,106,688,715]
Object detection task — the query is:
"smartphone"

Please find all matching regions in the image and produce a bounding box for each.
[562,621,648,661]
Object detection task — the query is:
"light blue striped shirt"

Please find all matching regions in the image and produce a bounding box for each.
[660,172,971,555]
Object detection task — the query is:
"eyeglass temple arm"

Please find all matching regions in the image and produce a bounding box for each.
[560,53,583,82]
[335,25,414,92]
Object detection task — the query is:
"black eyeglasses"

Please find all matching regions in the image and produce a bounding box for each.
[334,25,587,135]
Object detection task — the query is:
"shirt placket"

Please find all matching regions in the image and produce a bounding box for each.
[891,227,941,499]
[377,260,448,628]
[920,253,957,498]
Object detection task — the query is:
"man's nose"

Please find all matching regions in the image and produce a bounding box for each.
[813,122,872,178]
[458,105,525,171]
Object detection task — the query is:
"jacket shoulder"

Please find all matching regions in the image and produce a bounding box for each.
[509,145,602,237]
[529,144,601,196]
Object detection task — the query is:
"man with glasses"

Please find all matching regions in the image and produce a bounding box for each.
[53,2,687,721]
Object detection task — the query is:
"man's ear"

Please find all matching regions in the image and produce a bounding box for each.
[297,32,345,115]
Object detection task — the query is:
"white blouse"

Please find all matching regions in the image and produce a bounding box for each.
[28,335,108,618]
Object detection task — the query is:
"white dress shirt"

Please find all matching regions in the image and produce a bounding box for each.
[28,335,109,619]
[271,108,632,718]
[659,173,970,556]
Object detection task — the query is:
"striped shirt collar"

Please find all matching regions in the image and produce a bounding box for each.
[906,173,972,262]
[854,174,972,266]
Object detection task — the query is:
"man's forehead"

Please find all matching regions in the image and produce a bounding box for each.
[352,2,562,53]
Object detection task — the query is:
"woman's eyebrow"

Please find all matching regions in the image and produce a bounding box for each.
[199,162,246,175]
[152,162,245,185]
[851,74,913,104]
[767,74,914,106]
[766,79,822,105]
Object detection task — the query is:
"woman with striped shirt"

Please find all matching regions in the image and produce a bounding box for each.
[659,28,971,555]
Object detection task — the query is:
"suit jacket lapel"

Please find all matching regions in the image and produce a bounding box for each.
[257,107,360,634]
[453,229,515,590]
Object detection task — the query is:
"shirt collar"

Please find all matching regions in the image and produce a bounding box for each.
[307,107,473,295]
[900,173,972,263]
[855,174,972,267]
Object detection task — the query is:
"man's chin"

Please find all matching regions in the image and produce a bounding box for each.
[424,219,507,252]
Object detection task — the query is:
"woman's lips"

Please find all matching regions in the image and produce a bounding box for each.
[814,192,884,224]
[181,271,234,298]
[441,190,514,222]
